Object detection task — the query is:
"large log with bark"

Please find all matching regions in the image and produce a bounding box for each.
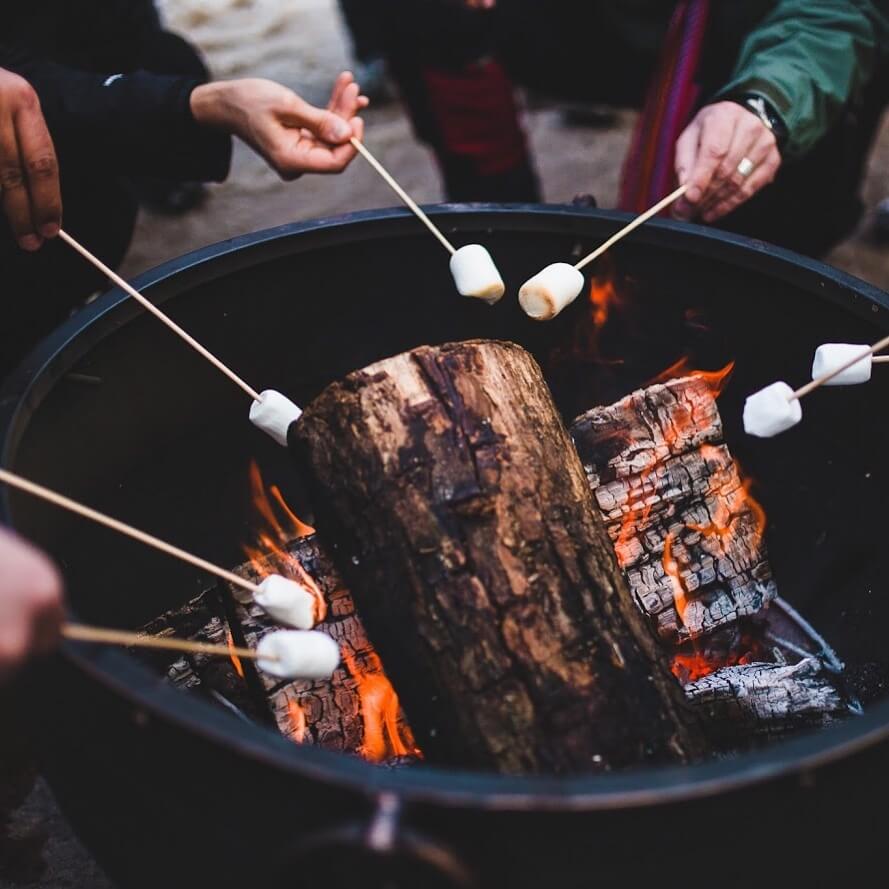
[292,340,704,774]
[570,376,777,645]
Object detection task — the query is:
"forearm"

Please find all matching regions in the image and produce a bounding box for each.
[4,50,231,182]
[715,0,889,158]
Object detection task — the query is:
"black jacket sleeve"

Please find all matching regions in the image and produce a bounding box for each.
[0,45,232,183]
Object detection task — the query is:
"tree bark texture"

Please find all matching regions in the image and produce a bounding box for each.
[292,340,703,774]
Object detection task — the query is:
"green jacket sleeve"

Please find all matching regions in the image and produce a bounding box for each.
[715,0,889,158]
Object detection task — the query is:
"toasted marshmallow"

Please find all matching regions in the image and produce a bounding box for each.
[449,244,505,304]
[743,381,802,438]
[519,263,585,321]
[256,630,340,680]
[811,343,872,386]
[254,575,316,629]
[249,390,302,447]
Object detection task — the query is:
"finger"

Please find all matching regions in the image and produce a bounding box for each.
[327,71,354,113]
[703,148,781,222]
[281,93,353,144]
[15,102,61,239]
[702,120,775,214]
[0,113,39,250]
[682,111,736,215]
[672,121,700,219]
[331,82,361,121]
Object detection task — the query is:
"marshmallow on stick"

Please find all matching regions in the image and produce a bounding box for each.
[743,381,803,438]
[349,137,504,303]
[249,390,303,446]
[253,575,317,629]
[519,184,688,321]
[257,630,340,680]
[811,344,873,386]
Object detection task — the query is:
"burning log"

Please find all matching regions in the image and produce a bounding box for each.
[141,534,420,763]
[685,658,848,738]
[291,340,704,774]
[570,375,778,645]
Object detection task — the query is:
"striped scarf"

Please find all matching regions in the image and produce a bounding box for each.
[619,0,711,213]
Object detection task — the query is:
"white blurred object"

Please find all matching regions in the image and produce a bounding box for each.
[811,344,872,386]
[519,263,585,320]
[253,575,317,629]
[743,381,802,438]
[249,390,302,447]
[449,245,505,304]
[257,630,340,679]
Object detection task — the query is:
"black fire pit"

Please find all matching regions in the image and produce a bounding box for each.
[3,205,889,889]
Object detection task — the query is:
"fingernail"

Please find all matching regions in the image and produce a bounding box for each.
[687,187,701,204]
[19,234,42,251]
[40,222,59,238]
[331,118,351,140]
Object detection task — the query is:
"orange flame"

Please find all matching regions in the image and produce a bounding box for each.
[647,358,736,398]
[588,274,622,332]
[662,532,690,623]
[343,651,422,763]
[225,629,245,679]
[243,461,327,623]
[286,698,307,744]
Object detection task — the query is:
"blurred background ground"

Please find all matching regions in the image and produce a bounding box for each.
[3,0,889,886]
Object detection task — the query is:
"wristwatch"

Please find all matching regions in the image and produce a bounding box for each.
[730,92,788,152]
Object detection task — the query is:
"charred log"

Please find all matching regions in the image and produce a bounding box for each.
[142,535,418,761]
[292,339,704,774]
[685,658,848,740]
[571,376,777,645]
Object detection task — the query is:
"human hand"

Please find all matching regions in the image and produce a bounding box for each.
[464,0,496,8]
[0,528,64,681]
[673,101,781,223]
[190,72,368,180]
[0,68,62,251]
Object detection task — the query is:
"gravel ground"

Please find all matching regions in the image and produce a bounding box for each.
[3,1,889,886]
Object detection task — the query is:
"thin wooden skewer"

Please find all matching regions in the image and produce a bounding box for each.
[873,356,889,364]
[63,623,269,661]
[791,333,889,400]
[0,468,258,595]
[350,137,457,256]
[574,183,690,272]
[57,229,262,403]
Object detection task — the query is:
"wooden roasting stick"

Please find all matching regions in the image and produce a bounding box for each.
[574,183,690,271]
[57,229,263,403]
[63,623,267,661]
[0,468,258,596]
[349,138,456,255]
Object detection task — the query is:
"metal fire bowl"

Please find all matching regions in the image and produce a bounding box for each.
[2,205,889,889]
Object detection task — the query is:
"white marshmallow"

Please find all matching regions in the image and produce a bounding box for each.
[811,343,872,386]
[519,263,585,321]
[256,630,340,680]
[249,390,302,447]
[743,381,803,438]
[253,575,316,629]
[449,244,505,304]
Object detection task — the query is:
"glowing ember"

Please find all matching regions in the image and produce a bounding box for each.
[662,532,690,623]
[343,650,421,763]
[670,647,756,683]
[647,358,736,398]
[225,629,245,679]
[286,698,307,744]
[244,461,327,623]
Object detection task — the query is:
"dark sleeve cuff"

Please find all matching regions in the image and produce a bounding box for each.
[13,58,232,183]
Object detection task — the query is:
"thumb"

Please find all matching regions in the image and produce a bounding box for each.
[286,96,352,144]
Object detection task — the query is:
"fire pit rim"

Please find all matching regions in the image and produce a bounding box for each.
[4,203,889,811]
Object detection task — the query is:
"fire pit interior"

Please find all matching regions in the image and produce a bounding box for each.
[4,206,889,888]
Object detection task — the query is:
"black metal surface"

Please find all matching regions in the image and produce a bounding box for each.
[3,205,889,888]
